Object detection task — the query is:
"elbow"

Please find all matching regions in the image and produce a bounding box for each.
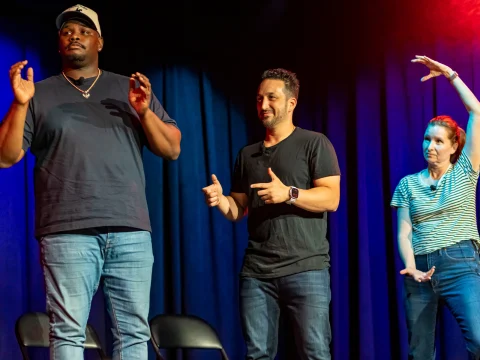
[327,195,340,212]
[0,152,16,168]
[166,144,181,161]
[0,160,14,168]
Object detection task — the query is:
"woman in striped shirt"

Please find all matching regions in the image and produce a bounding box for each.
[391,56,480,360]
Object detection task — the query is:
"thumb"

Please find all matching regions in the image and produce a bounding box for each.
[399,268,408,275]
[27,67,34,82]
[129,77,136,91]
[211,174,220,185]
[268,167,276,181]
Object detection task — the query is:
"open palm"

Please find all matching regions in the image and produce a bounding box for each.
[10,61,35,105]
[411,55,451,82]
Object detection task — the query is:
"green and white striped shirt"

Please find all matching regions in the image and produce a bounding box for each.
[391,150,480,255]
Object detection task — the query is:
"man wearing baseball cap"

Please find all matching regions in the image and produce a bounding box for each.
[0,4,181,359]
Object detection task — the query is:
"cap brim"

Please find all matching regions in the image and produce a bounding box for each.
[56,12,97,32]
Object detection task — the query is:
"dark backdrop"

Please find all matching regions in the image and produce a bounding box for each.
[2,0,480,359]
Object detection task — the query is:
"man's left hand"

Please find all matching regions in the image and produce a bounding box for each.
[251,168,290,204]
[129,72,151,117]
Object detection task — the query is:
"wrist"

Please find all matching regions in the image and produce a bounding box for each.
[285,186,299,204]
[12,100,29,108]
[137,107,151,120]
[442,67,454,79]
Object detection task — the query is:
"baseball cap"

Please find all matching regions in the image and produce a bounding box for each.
[56,4,102,36]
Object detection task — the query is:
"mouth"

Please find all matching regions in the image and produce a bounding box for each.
[67,43,84,50]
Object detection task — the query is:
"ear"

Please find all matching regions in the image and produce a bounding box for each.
[287,97,297,112]
[97,36,104,52]
[451,141,458,154]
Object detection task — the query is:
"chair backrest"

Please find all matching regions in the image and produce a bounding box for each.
[149,314,229,360]
[15,312,109,359]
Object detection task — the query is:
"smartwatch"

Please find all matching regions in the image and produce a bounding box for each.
[286,186,299,205]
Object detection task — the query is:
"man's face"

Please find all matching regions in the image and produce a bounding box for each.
[256,79,295,129]
[58,20,103,65]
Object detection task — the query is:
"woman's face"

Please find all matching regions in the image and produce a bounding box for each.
[423,125,458,165]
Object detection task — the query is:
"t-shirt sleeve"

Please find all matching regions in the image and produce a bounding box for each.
[150,92,178,128]
[455,149,480,184]
[22,102,35,151]
[310,134,341,179]
[230,149,245,194]
[391,177,410,208]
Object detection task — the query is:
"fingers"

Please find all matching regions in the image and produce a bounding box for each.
[251,183,268,189]
[26,67,34,82]
[131,72,151,89]
[425,266,436,277]
[9,60,28,78]
[268,167,277,180]
[421,74,433,82]
[129,77,136,91]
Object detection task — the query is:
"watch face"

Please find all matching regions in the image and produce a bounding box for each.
[291,187,299,198]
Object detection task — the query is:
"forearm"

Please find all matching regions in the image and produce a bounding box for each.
[217,194,246,222]
[0,102,28,167]
[293,186,339,212]
[398,236,416,269]
[140,109,181,160]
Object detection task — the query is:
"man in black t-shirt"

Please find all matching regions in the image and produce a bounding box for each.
[202,69,340,359]
[0,4,181,359]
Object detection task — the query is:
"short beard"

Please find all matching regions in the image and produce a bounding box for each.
[65,54,87,65]
[262,116,282,129]
[261,105,288,129]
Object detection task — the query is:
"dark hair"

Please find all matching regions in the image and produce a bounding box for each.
[428,115,466,163]
[261,68,300,99]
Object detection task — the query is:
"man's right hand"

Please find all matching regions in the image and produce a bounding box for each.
[202,174,224,207]
[10,60,34,105]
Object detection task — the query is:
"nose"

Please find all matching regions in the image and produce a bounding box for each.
[260,98,270,110]
[69,33,80,41]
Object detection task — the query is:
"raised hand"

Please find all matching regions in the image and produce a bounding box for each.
[411,55,452,82]
[400,266,436,282]
[9,60,34,105]
[129,72,152,117]
[202,174,224,207]
[251,167,289,204]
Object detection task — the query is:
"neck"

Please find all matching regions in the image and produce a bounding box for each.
[62,63,99,80]
[264,119,295,146]
[427,162,451,180]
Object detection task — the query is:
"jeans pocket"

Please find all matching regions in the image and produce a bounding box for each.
[444,246,476,261]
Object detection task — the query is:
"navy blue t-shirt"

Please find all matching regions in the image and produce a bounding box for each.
[22,70,177,237]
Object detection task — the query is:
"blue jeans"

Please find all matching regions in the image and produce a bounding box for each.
[240,269,331,360]
[404,240,480,360]
[40,227,154,360]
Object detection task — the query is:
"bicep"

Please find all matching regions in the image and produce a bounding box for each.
[312,175,340,192]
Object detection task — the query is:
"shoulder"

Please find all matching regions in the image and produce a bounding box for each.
[34,74,63,89]
[236,141,262,157]
[294,127,334,146]
[98,70,131,84]
[397,172,421,189]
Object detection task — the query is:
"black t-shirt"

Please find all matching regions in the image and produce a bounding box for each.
[22,70,177,237]
[231,127,340,279]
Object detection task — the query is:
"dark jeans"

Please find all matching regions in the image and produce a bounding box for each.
[404,240,480,360]
[240,269,331,360]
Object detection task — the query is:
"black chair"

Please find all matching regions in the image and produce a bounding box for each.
[15,312,110,360]
[149,314,230,360]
